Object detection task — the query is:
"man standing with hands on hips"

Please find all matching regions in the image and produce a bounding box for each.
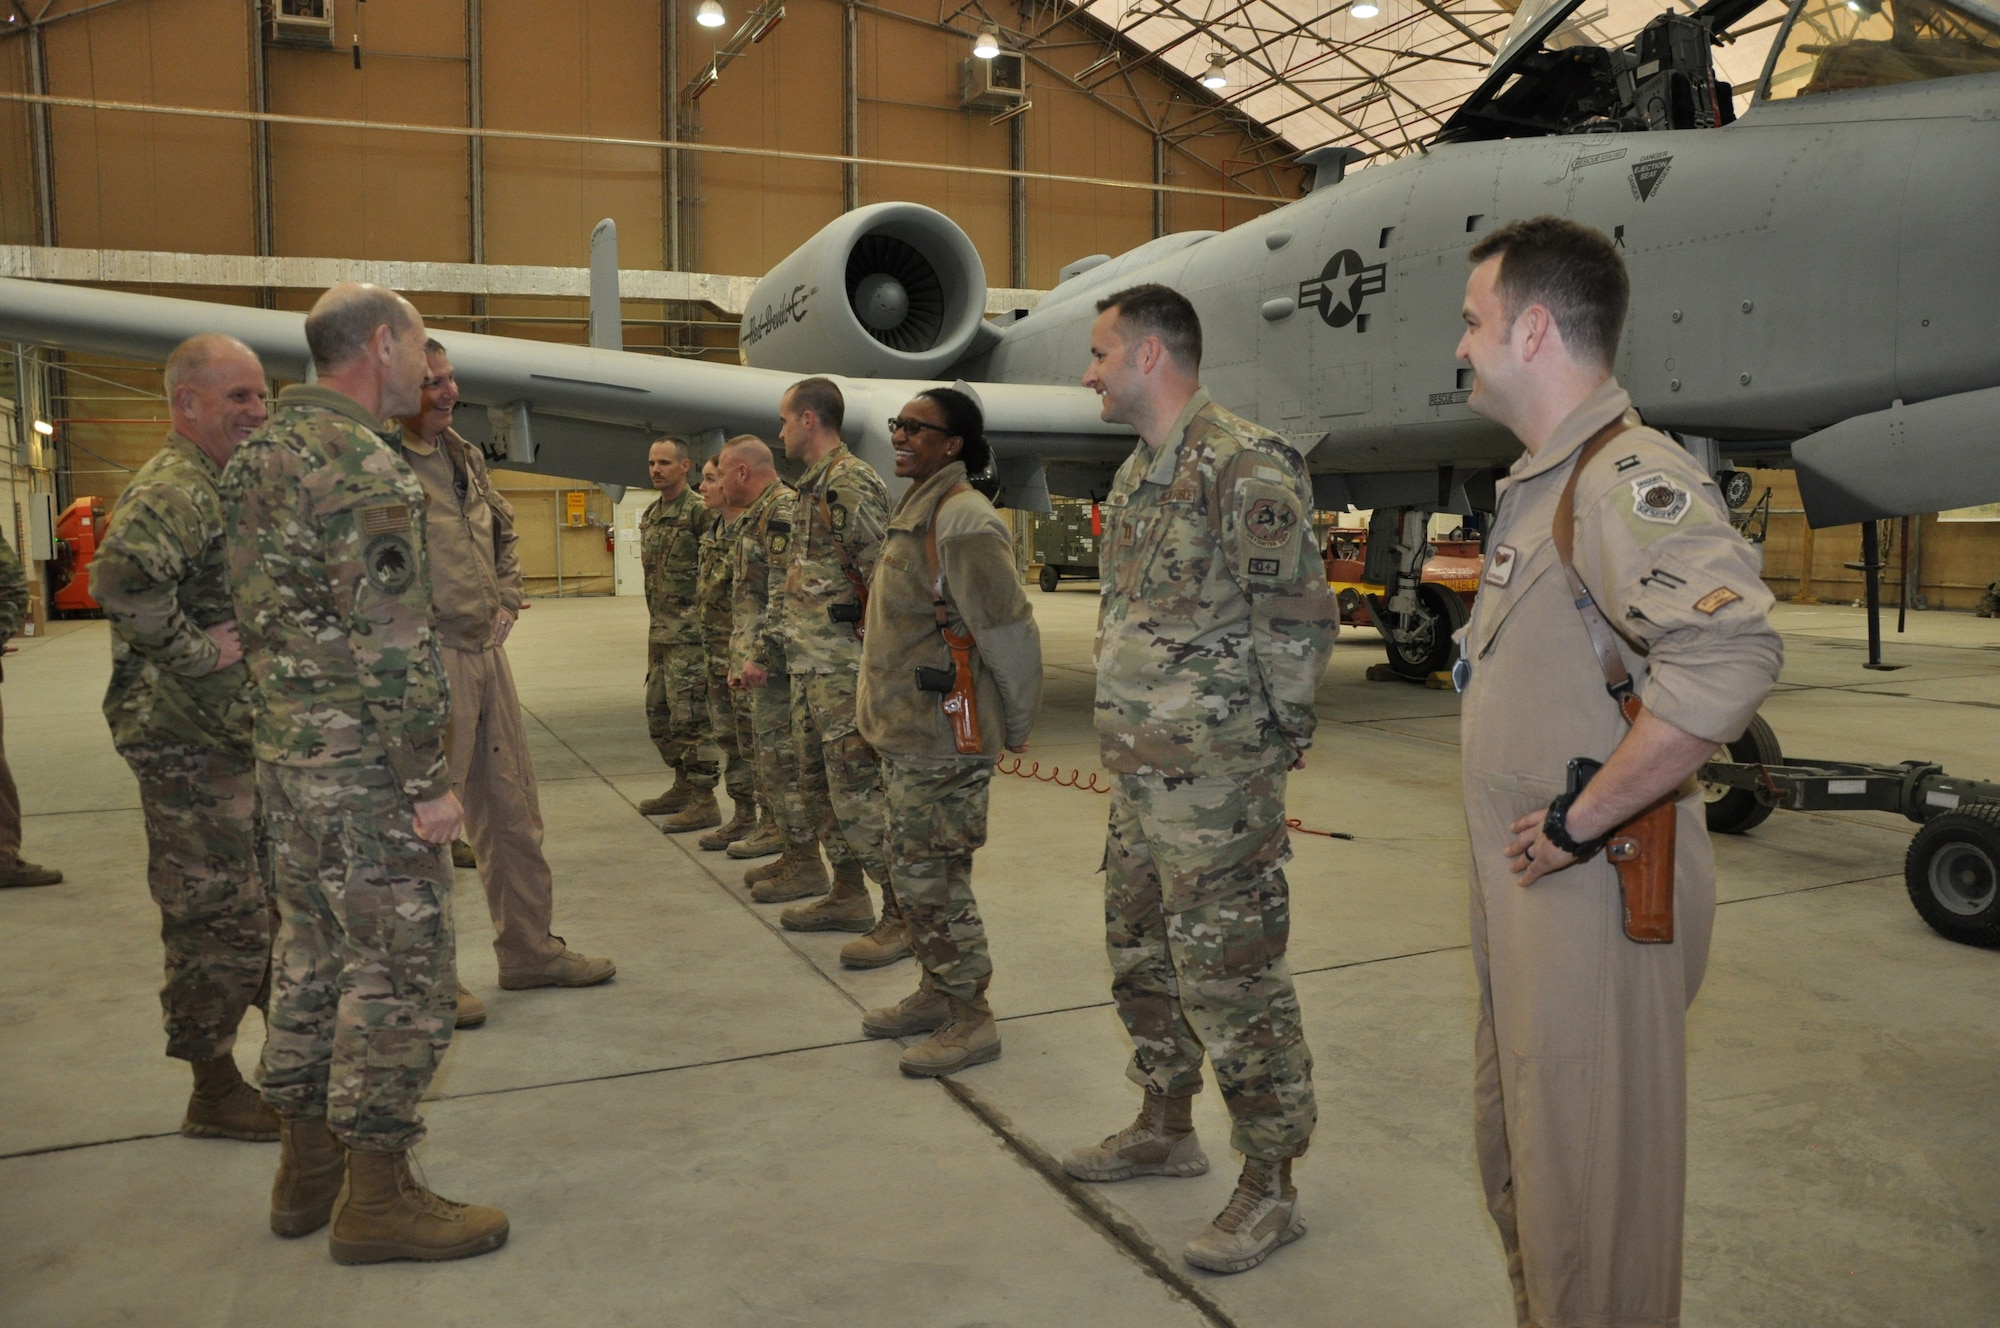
[395,339,613,1025]
[1454,217,1781,1327]
[1063,284,1337,1276]
[223,282,507,1264]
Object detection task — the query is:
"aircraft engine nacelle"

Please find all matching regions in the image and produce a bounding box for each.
[738,202,987,379]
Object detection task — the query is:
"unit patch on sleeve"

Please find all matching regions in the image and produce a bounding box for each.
[1485,544,1518,587]
[364,533,417,594]
[1243,494,1302,548]
[1630,473,1691,524]
[359,504,410,535]
[1694,586,1742,615]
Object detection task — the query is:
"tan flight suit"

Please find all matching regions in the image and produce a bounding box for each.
[397,426,564,972]
[1459,380,1782,1328]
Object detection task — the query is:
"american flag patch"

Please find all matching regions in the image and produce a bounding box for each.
[360,505,410,535]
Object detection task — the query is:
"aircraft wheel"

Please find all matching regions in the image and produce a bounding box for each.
[1703,713,1781,834]
[1376,583,1467,680]
[1039,564,1061,593]
[1717,469,1754,510]
[1905,806,2000,947]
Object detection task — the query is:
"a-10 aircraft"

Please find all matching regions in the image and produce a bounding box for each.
[1,0,1996,678]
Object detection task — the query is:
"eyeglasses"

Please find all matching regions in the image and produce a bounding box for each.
[887,417,950,438]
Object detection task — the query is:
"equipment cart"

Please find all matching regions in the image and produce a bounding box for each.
[1702,717,2000,947]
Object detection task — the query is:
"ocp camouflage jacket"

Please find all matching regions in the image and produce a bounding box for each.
[1094,389,1338,776]
[730,477,797,678]
[781,444,888,675]
[696,508,740,671]
[641,484,712,646]
[220,384,451,803]
[92,431,254,754]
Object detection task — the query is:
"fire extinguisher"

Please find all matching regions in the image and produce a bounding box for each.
[605,527,616,554]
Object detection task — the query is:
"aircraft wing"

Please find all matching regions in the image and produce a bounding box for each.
[0,276,1128,506]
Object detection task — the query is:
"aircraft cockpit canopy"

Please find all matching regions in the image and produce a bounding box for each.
[1758,0,2000,101]
[1434,0,2000,144]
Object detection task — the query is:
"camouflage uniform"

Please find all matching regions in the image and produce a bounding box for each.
[92,432,270,1062]
[220,384,456,1153]
[0,526,32,874]
[782,444,891,886]
[697,509,755,810]
[856,463,1043,998]
[732,478,810,847]
[641,485,719,789]
[1094,389,1338,1162]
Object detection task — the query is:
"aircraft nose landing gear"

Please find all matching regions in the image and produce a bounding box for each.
[1363,506,1470,679]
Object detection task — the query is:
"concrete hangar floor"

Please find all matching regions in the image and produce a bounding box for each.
[1,591,1995,1327]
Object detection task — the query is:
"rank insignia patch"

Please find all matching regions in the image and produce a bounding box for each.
[1694,586,1742,615]
[1247,556,1281,576]
[1630,473,1690,524]
[365,533,417,594]
[1485,544,1518,587]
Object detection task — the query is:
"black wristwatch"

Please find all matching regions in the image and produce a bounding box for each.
[1543,791,1610,862]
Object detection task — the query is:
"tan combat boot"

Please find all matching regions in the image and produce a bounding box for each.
[270,1115,346,1236]
[861,972,951,1038]
[898,988,1001,1077]
[748,846,830,903]
[454,982,487,1029]
[182,1053,280,1141]
[726,811,784,860]
[1063,1091,1210,1182]
[839,905,911,970]
[638,771,692,817]
[327,1151,510,1264]
[698,800,757,852]
[658,788,721,834]
[1182,1156,1304,1274]
[780,862,875,932]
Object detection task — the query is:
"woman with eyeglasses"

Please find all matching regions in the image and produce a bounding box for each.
[853,387,1042,1076]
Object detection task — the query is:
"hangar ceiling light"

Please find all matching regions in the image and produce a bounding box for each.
[974,24,1003,56]
[696,0,728,28]
[1059,0,1790,166]
[1201,51,1230,86]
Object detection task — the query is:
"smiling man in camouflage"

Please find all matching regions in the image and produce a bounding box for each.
[1064,283,1338,1276]
[93,333,276,1143]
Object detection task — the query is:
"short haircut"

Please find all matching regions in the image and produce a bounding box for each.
[649,436,690,463]
[1467,216,1628,369]
[786,377,845,433]
[304,283,417,373]
[719,434,775,473]
[917,387,990,474]
[1096,283,1202,371]
[164,333,258,398]
[424,337,448,358]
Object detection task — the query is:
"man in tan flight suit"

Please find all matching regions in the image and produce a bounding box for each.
[1455,217,1782,1327]
[396,340,614,1021]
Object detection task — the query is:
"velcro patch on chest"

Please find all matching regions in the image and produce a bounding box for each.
[829,502,848,531]
[360,504,411,535]
[1485,544,1518,587]
[1630,473,1691,524]
[1694,586,1742,615]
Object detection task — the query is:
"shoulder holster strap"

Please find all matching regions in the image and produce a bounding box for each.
[1552,419,1640,720]
[922,482,983,755]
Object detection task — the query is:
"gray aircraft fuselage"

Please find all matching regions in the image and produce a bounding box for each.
[978,72,2000,506]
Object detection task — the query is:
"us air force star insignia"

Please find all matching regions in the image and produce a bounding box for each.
[1630,473,1690,524]
[365,533,417,594]
[1485,544,1518,587]
[1243,496,1300,548]
[1298,249,1388,329]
